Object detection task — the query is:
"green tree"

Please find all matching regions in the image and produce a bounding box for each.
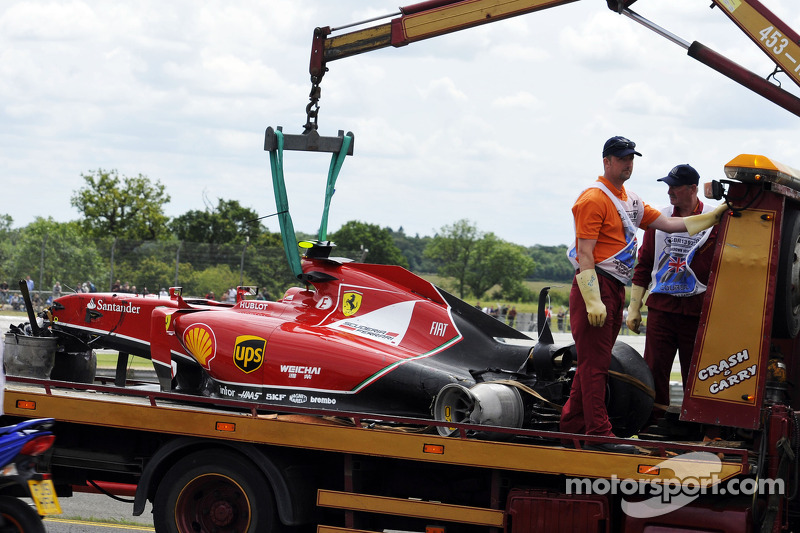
[388,227,435,272]
[329,221,409,268]
[132,256,175,295]
[191,264,244,301]
[71,169,171,240]
[425,219,534,299]
[466,236,535,299]
[0,215,12,233]
[241,233,298,299]
[170,199,264,244]
[3,218,104,294]
[527,244,573,281]
[0,215,16,277]
[424,219,480,298]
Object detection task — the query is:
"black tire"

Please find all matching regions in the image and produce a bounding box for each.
[172,360,206,395]
[606,341,655,438]
[50,350,97,383]
[0,496,45,533]
[773,208,800,338]
[153,449,279,533]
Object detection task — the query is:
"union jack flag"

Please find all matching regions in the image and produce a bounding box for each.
[668,256,687,272]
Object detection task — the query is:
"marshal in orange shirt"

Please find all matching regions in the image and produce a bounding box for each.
[572,176,661,265]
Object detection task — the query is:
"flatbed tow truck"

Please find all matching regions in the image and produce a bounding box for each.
[0,371,754,533]
[3,153,799,533]
[4,1,800,532]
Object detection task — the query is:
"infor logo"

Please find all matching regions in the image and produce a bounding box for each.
[233,335,267,373]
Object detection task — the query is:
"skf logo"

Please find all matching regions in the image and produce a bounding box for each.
[342,291,362,317]
[183,324,216,369]
[233,335,267,374]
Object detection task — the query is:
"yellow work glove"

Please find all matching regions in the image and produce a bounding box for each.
[626,284,648,334]
[684,203,728,236]
[576,269,606,327]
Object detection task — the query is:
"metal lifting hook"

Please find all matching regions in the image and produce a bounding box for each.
[304,82,322,134]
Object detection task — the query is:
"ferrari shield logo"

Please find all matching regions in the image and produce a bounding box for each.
[342,291,362,317]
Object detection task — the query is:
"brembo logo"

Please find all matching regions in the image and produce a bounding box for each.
[233,335,267,374]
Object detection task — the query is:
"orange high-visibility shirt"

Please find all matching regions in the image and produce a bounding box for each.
[572,177,661,264]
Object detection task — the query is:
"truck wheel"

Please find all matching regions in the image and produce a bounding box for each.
[774,208,800,338]
[0,496,46,533]
[50,350,97,384]
[606,341,654,438]
[153,449,279,533]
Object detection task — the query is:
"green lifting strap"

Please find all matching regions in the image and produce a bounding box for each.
[268,129,303,279]
[318,134,353,241]
[266,127,354,279]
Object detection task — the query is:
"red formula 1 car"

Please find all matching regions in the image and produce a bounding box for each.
[43,241,653,437]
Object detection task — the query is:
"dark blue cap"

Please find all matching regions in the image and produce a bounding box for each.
[603,136,642,158]
[659,164,700,186]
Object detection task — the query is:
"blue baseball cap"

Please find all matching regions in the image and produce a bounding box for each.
[603,136,642,158]
[659,164,700,186]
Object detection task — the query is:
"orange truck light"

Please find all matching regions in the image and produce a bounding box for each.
[423,444,445,454]
[215,422,236,432]
[16,400,36,410]
[638,465,660,475]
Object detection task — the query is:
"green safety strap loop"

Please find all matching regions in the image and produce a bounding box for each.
[268,130,303,279]
[318,133,353,241]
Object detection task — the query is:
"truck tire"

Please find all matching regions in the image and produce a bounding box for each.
[773,208,800,338]
[50,350,97,384]
[0,496,46,533]
[153,449,279,533]
[606,341,654,438]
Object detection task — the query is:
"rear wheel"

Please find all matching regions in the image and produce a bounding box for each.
[773,208,800,338]
[50,350,97,383]
[0,496,45,533]
[153,450,279,533]
[606,341,655,438]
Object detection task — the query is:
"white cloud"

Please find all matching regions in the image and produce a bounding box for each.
[491,91,542,110]
[417,77,469,102]
[1,0,799,248]
[611,82,686,116]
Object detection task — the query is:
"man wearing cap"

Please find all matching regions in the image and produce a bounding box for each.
[563,137,727,453]
[627,164,719,420]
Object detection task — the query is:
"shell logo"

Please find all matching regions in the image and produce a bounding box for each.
[183,323,216,369]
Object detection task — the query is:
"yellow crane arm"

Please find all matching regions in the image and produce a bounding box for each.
[302,0,800,131]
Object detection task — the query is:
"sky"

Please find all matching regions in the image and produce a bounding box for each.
[2,1,800,247]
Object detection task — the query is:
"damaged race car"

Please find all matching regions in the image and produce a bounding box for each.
[23,239,653,438]
[9,127,654,438]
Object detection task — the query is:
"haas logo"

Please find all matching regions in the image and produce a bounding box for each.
[233,335,267,374]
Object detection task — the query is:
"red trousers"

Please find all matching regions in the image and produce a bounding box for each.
[643,307,699,407]
[560,274,624,437]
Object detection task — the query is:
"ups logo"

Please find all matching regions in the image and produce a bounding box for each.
[233,335,267,374]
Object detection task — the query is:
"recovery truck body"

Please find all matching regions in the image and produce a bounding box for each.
[4,1,800,532]
[3,157,800,533]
